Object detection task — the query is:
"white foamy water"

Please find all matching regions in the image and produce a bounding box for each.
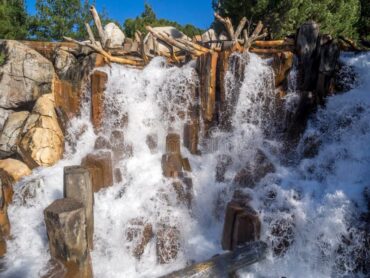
[1,52,370,278]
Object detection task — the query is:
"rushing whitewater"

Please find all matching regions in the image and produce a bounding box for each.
[1,52,369,277]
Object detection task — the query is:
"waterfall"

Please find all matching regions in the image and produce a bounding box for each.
[1,51,370,278]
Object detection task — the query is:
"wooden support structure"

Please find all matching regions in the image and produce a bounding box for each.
[159,241,268,278]
[91,70,107,131]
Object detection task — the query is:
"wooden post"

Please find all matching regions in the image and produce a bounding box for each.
[91,70,107,131]
[196,52,218,123]
[81,152,113,192]
[159,241,268,278]
[222,201,261,251]
[44,198,92,278]
[64,166,94,250]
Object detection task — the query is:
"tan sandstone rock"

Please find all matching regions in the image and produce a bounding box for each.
[0,40,55,109]
[0,158,31,181]
[18,94,64,168]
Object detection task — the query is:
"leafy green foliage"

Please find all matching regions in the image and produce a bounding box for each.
[359,0,370,41]
[213,0,361,39]
[123,4,203,38]
[0,0,28,39]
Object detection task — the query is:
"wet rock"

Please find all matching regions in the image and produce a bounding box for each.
[91,70,107,131]
[53,79,81,119]
[109,130,125,161]
[18,94,64,168]
[44,198,92,278]
[302,133,321,158]
[156,225,180,264]
[172,177,193,208]
[316,40,340,103]
[272,51,294,87]
[166,133,181,154]
[40,258,67,278]
[113,168,122,183]
[134,223,153,259]
[125,219,154,260]
[94,136,111,150]
[183,120,199,155]
[296,21,320,91]
[0,40,55,109]
[270,218,295,256]
[181,158,191,172]
[53,47,77,78]
[64,166,94,250]
[104,23,125,48]
[0,111,29,158]
[20,178,44,206]
[162,154,183,178]
[222,200,261,251]
[81,151,113,192]
[215,154,232,182]
[146,134,158,154]
[234,150,275,188]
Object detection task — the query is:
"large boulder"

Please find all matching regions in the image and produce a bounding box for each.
[144,26,190,55]
[0,40,55,109]
[18,94,64,168]
[0,111,29,158]
[0,158,31,181]
[104,23,125,48]
[0,108,13,131]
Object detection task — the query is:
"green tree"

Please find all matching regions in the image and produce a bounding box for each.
[30,0,114,41]
[0,0,28,39]
[213,0,361,39]
[359,0,370,41]
[123,4,203,38]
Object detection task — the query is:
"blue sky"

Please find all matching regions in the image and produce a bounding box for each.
[26,0,214,29]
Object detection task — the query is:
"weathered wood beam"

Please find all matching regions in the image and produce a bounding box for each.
[253,39,295,48]
[234,17,247,41]
[146,26,205,56]
[89,5,106,47]
[85,23,97,46]
[159,241,268,278]
[63,36,145,67]
[214,13,235,40]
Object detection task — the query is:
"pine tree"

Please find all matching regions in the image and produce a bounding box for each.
[0,0,28,39]
[213,0,361,39]
[123,4,203,38]
[359,0,370,41]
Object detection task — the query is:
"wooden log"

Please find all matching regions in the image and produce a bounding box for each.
[253,39,295,48]
[214,13,235,40]
[44,198,92,278]
[249,47,291,54]
[63,37,145,67]
[64,166,94,250]
[89,5,106,47]
[146,26,205,56]
[196,52,218,122]
[159,241,268,278]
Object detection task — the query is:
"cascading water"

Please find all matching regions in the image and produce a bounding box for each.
[1,51,369,278]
